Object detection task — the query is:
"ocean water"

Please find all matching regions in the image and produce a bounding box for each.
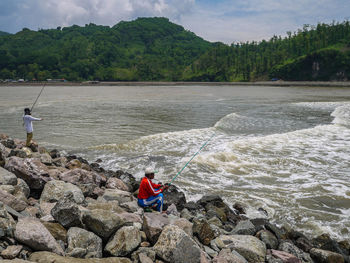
[1,84,349,240]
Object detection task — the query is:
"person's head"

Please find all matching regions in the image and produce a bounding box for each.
[24,108,31,115]
[145,167,156,179]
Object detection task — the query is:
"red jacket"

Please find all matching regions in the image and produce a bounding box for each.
[138,177,163,199]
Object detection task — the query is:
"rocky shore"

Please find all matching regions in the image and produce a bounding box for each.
[0,134,348,263]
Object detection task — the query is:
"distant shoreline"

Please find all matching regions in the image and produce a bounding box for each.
[1,81,350,87]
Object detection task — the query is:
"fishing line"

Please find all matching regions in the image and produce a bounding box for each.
[168,132,216,186]
[31,83,46,112]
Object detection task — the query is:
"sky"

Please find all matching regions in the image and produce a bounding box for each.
[0,0,349,44]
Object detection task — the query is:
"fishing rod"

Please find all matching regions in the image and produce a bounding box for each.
[168,132,216,186]
[30,83,46,112]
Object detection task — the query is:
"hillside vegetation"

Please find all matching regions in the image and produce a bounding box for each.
[0,18,349,81]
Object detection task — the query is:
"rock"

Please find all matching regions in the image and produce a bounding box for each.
[119,200,140,213]
[138,253,154,263]
[66,159,82,169]
[1,245,23,259]
[98,189,134,204]
[131,247,156,263]
[41,222,67,243]
[256,230,279,249]
[14,217,64,255]
[172,217,193,237]
[0,167,18,185]
[0,189,28,211]
[105,226,141,257]
[49,149,61,159]
[40,201,56,216]
[16,178,30,198]
[106,177,129,191]
[232,220,256,235]
[67,227,103,258]
[193,217,216,246]
[82,209,125,240]
[278,241,313,263]
[166,203,180,217]
[163,185,187,211]
[118,172,138,192]
[143,212,170,244]
[312,233,347,257]
[5,157,50,192]
[219,234,267,263]
[40,180,85,204]
[310,248,344,263]
[153,224,202,263]
[268,249,302,263]
[60,168,104,187]
[1,138,16,149]
[119,212,142,225]
[51,197,82,228]
[86,200,125,213]
[212,248,248,263]
[29,251,132,262]
[40,153,53,165]
[52,157,68,167]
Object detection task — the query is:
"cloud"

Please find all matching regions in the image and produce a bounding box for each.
[0,0,349,43]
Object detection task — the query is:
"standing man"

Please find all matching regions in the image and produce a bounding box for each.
[138,167,168,212]
[23,108,42,147]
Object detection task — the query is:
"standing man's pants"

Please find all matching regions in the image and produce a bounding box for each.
[26,132,33,147]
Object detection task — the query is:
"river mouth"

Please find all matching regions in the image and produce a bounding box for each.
[1,84,350,240]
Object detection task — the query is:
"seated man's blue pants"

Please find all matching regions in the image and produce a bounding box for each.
[138,192,164,212]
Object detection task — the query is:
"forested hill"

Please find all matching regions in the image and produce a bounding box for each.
[0,18,349,81]
[0,31,10,36]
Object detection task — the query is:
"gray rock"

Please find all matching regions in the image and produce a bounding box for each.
[106,177,129,191]
[268,249,302,263]
[40,153,53,165]
[14,217,64,255]
[163,184,187,211]
[16,178,30,198]
[98,189,135,204]
[42,222,67,243]
[143,212,170,244]
[82,209,125,240]
[5,157,51,191]
[29,251,132,262]
[212,248,248,263]
[171,217,193,237]
[40,180,85,204]
[193,217,216,246]
[204,245,218,258]
[105,226,141,257]
[0,167,18,185]
[59,168,103,187]
[131,247,156,263]
[0,202,16,238]
[256,230,279,249]
[310,248,344,263]
[0,189,27,212]
[119,200,139,213]
[51,197,82,228]
[153,224,202,263]
[67,227,103,258]
[219,234,267,263]
[1,245,23,259]
[279,241,313,263]
[232,220,256,235]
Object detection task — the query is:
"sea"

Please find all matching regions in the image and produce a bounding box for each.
[1,84,349,240]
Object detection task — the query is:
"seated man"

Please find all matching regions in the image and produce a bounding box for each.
[138,167,168,212]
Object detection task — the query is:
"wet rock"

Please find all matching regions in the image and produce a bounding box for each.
[0,189,27,212]
[0,167,18,185]
[193,217,216,246]
[312,233,347,257]
[14,217,64,255]
[143,212,170,245]
[67,227,103,258]
[82,209,125,241]
[310,248,344,263]
[1,138,16,149]
[105,226,141,257]
[296,237,313,253]
[49,149,60,159]
[212,248,248,263]
[266,222,287,240]
[106,177,129,191]
[232,220,256,235]
[1,245,23,259]
[278,241,313,263]
[9,148,31,158]
[163,184,187,211]
[256,230,279,249]
[59,168,104,187]
[5,157,50,192]
[153,224,202,263]
[42,222,67,243]
[51,197,83,228]
[29,251,132,262]
[40,180,85,204]
[219,234,266,263]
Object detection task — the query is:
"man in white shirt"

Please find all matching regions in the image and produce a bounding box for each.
[23,108,43,147]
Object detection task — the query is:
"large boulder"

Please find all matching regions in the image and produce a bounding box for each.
[67,227,103,258]
[29,251,132,263]
[1,245,23,260]
[106,177,129,191]
[192,217,216,246]
[5,157,51,192]
[82,209,125,241]
[153,224,202,263]
[98,189,135,204]
[0,189,27,212]
[212,248,248,263]
[105,226,141,257]
[219,235,267,263]
[0,201,16,238]
[59,168,104,187]
[142,212,170,244]
[278,241,313,263]
[163,184,187,211]
[0,167,18,185]
[14,217,64,255]
[42,222,67,243]
[51,196,83,228]
[310,248,344,263]
[40,180,85,204]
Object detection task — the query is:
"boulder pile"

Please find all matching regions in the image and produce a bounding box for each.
[0,134,349,263]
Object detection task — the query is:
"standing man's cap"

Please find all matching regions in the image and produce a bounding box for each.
[145,167,157,175]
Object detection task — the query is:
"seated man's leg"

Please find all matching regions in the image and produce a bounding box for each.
[138,193,163,212]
